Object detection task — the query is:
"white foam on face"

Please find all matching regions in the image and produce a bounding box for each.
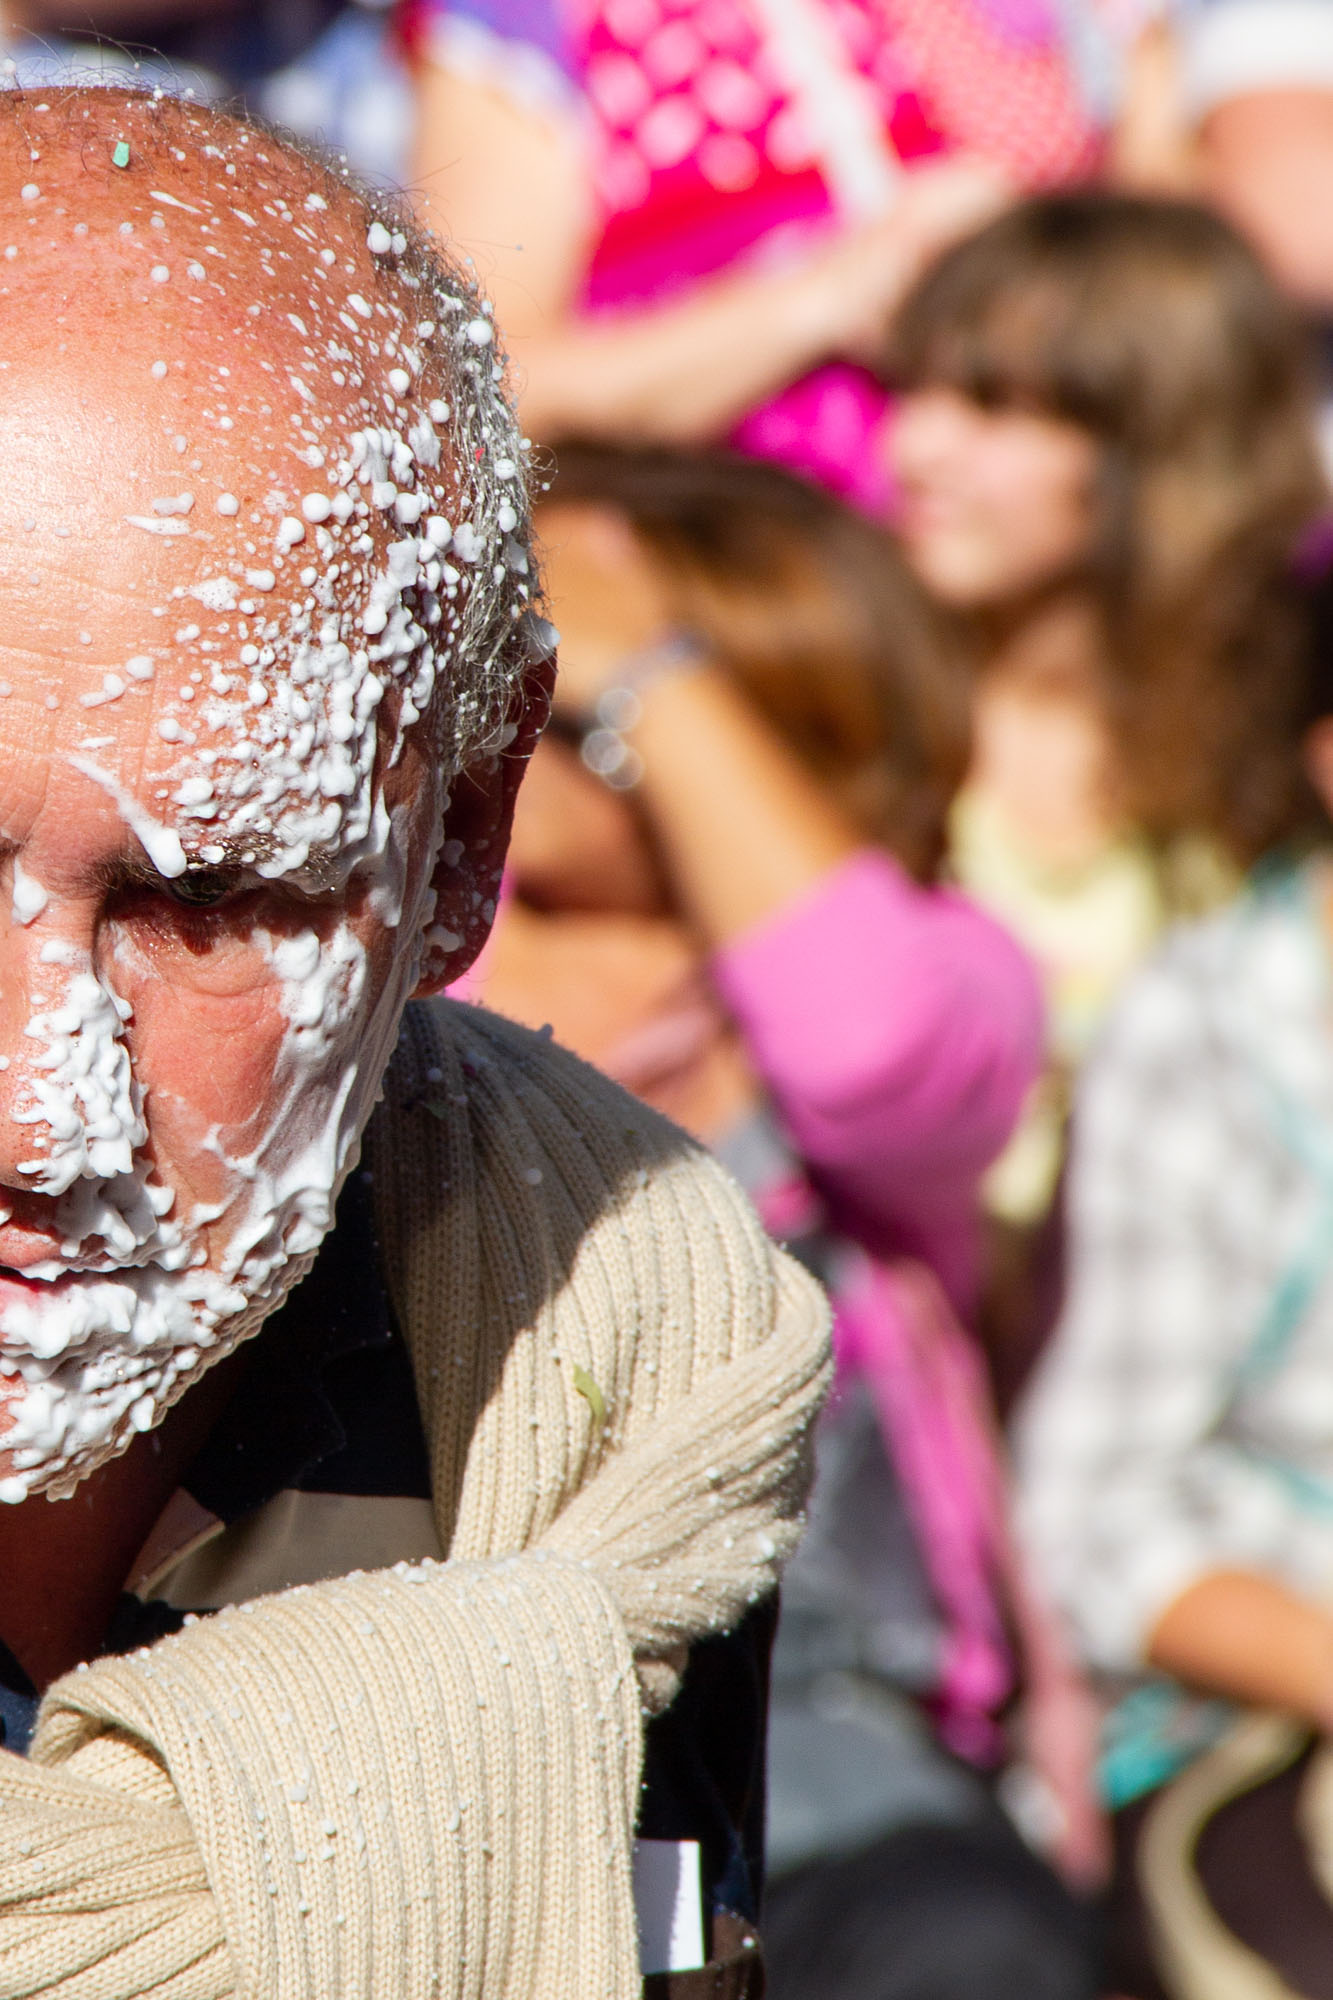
[10,861,48,926]
[0,428,457,1495]
[190,577,239,612]
[0,839,428,1503]
[148,407,498,895]
[125,515,191,537]
[0,136,534,1502]
[70,758,188,879]
[0,842,421,1499]
[13,966,147,1195]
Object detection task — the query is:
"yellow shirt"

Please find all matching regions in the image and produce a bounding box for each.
[950,784,1233,1222]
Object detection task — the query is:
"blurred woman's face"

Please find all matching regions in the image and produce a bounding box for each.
[889,387,1101,609]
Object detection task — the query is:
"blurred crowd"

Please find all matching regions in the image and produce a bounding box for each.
[18,1,1333,1995]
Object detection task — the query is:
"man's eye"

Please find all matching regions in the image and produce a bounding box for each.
[165,867,242,909]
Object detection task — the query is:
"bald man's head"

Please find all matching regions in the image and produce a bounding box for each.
[0,84,539,804]
[0,90,549,1500]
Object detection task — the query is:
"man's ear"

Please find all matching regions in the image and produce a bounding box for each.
[412,658,553,996]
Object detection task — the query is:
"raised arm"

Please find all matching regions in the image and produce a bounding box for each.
[547,508,1043,1268]
[408,52,1007,443]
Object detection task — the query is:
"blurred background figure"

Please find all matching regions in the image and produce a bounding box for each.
[1185,0,1333,326]
[402,0,1099,506]
[0,0,1100,385]
[458,444,1105,1999]
[881,191,1325,1403]
[1107,0,1333,300]
[1100,0,1333,467]
[1016,561,1333,1998]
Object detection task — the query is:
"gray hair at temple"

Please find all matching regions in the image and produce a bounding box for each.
[320,135,549,774]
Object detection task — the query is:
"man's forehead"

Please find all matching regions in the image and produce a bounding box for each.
[0,105,458,547]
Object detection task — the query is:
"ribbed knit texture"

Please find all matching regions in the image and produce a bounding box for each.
[0,1001,831,1999]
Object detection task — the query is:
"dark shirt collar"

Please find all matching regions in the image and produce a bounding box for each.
[183,1168,396,1522]
[0,1635,35,1756]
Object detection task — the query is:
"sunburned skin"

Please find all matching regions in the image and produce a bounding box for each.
[0,90,544,1500]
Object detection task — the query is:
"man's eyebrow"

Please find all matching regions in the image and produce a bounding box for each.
[99,828,350,892]
[96,829,331,889]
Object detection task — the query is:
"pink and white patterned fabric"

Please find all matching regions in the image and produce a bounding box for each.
[408,0,1099,506]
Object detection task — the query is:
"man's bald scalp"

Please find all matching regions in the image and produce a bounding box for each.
[0,83,541,776]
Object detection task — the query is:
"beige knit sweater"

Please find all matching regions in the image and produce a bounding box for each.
[0,1000,831,1999]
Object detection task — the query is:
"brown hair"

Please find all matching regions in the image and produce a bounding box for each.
[543,443,971,882]
[887,192,1327,862]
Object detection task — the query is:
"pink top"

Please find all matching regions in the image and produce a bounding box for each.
[713,849,1043,1312]
[709,851,1047,1754]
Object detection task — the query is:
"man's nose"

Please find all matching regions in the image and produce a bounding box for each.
[0,911,144,1198]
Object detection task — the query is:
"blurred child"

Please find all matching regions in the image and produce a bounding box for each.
[1018,561,1333,1998]
[460,443,1103,1999]
[883,192,1324,1390]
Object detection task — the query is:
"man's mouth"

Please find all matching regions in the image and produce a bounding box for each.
[0,1260,148,1330]
[0,1266,57,1294]
[0,1261,116,1294]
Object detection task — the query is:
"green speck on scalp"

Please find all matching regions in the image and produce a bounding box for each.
[112,141,131,168]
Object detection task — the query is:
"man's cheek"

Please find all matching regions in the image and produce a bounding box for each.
[129,986,291,1202]
[130,984,287,1123]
